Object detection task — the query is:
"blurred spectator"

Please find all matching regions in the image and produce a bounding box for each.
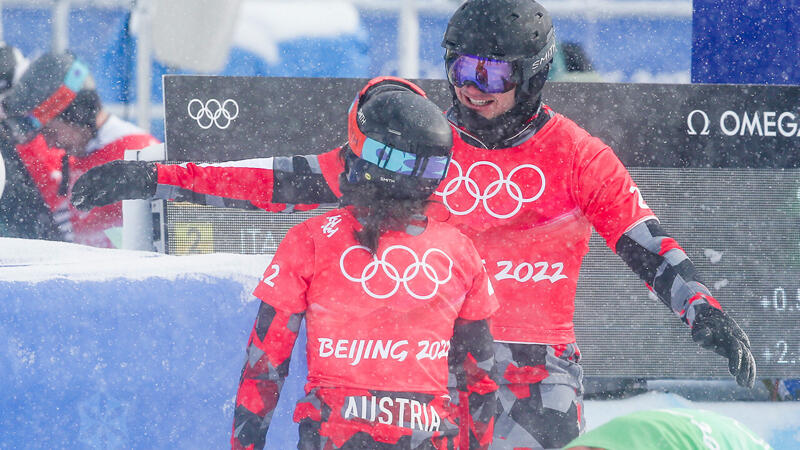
[1,51,159,247]
[764,378,800,401]
[0,44,64,240]
[550,41,605,83]
[562,42,595,73]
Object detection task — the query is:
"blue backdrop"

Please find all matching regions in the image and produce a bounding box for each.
[8,2,793,120]
[1,4,704,143]
[692,0,800,84]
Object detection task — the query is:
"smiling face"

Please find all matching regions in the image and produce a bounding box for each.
[454,83,517,120]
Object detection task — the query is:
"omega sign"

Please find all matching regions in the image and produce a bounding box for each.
[687,110,800,137]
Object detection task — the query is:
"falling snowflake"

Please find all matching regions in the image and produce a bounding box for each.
[703,248,723,263]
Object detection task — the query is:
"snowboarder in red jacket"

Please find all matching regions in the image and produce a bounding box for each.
[230,79,498,449]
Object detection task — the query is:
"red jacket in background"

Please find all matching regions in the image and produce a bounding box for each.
[16,115,159,248]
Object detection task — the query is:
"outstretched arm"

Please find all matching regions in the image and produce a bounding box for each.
[71,148,344,212]
[616,219,756,387]
[574,144,755,388]
[232,301,304,450]
[155,152,342,211]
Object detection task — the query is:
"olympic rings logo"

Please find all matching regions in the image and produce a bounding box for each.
[339,245,453,300]
[435,160,546,219]
[187,98,239,129]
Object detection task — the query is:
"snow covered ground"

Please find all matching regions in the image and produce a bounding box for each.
[1,238,798,448]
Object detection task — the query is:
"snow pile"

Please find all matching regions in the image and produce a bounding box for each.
[0,238,268,447]
[0,237,266,284]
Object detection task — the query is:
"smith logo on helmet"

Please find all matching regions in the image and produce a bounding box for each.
[532,41,557,72]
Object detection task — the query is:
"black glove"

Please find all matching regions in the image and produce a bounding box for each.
[691,304,756,388]
[71,160,157,210]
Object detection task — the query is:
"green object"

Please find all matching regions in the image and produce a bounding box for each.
[564,408,772,450]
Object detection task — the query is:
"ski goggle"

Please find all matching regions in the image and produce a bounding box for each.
[359,137,450,180]
[447,53,518,94]
[30,59,90,127]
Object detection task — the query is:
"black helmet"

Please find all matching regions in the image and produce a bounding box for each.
[1,51,98,140]
[345,77,453,200]
[442,0,556,97]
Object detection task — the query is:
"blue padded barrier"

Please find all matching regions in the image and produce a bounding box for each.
[0,238,307,448]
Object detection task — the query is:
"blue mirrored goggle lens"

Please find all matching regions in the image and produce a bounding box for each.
[361,137,449,180]
[346,154,369,183]
[447,54,517,94]
[419,156,450,179]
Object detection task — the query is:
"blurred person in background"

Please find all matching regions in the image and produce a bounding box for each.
[231,78,498,450]
[0,43,63,240]
[0,51,158,247]
[563,408,772,450]
[549,41,605,83]
[71,1,756,448]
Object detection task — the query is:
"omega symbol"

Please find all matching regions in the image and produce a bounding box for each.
[687,109,710,136]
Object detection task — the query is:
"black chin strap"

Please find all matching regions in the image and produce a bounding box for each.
[449,86,545,149]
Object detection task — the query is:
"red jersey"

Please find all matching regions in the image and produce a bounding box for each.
[17,115,159,247]
[432,113,655,343]
[234,207,497,447]
[252,208,498,396]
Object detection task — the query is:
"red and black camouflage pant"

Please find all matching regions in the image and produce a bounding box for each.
[455,342,583,450]
[294,389,461,450]
[491,342,584,449]
[298,421,459,450]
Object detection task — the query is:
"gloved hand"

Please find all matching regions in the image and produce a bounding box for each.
[691,302,756,388]
[71,160,157,210]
